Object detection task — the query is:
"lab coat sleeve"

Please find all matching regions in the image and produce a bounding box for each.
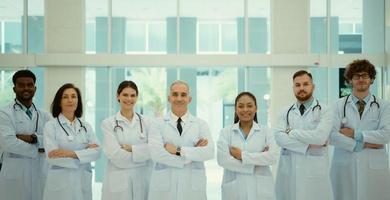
[217,127,254,174]
[44,120,79,169]
[74,122,101,164]
[288,106,334,145]
[132,117,152,162]
[181,120,215,162]
[148,119,186,168]
[273,110,309,154]
[361,102,390,144]
[242,128,278,166]
[0,109,38,158]
[329,102,356,152]
[37,112,53,149]
[101,118,149,169]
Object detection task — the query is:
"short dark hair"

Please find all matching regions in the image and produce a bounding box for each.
[51,83,83,118]
[117,80,138,96]
[234,92,258,123]
[293,70,312,80]
[12,70,36,85]
[344,59,376,81]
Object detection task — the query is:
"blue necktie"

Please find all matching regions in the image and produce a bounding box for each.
[26,109,32,119]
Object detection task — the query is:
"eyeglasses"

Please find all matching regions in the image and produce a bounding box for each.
[352,73,370,80]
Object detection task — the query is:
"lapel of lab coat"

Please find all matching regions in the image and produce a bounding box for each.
[163,112,195,137]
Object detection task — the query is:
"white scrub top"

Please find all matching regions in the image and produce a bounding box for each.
[217,122,278,200]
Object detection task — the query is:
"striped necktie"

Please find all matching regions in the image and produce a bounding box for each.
[357,100,365,118]
[26,109,32,119]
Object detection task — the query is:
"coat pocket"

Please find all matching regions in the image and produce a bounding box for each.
[191,169,206,191]
[150,169,170,191]
[256,175,275,200]
[0,157,24,179]
[221,179,238,200]
[108,170,129,192]
[368,149,389,170]
[46,169,71,191]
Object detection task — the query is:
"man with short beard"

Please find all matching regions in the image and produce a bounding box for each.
[273,70,334,200]
[0,70,52,200]
[330,59,390,200]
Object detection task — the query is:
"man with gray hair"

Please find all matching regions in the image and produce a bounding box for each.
[148,80,214,200]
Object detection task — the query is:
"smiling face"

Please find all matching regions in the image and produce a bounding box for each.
[235,94,257,123]
[293,74,314,102]
[168,83,192,116]
[117,87,138,111]
[13,77,36,104]
[350,72,372,93]
[60,88,78,114]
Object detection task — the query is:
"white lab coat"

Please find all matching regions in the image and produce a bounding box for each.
[101,112,153,200]
[330,95,390,200]
[148,112,214,200]
[0,101,51,200]
[217,122,278,200]
[273,101,334,200]
[43,114,101,200]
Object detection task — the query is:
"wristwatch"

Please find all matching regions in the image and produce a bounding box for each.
[30,134,38,144]
[175,147,181,156]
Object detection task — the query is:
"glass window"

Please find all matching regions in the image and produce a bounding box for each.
[198,23,219,52]
[126,21,146,52]
[0,69,16,107]
[248,0,270,53]
[0,0,23,54]
[221,23,237,52]
[181,0,244,54]
[28,0,44,53]
[112,0,175,54]
[85,0,108,54]
[148,22,167,52]
[332,0,362,54]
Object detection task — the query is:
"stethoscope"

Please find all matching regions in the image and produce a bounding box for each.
[285,100,321,133]
[341,94,380,126]
[57,117,87,141]
[114,112,145,139]
[13,99,39,133]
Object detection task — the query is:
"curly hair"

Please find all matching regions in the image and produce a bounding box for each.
[344,59,376,81]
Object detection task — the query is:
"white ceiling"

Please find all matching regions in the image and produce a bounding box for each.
[0,0,363,22]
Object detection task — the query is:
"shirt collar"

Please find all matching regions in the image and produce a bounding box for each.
[115,111,139,124]
[296,97,314,110]
[232,121,261,132]
[170,111,189,123]
[58,113,77,126]
[15,99,33,112]
[351,93,371,105]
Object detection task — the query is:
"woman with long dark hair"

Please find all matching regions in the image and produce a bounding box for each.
[43,83,100,200]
